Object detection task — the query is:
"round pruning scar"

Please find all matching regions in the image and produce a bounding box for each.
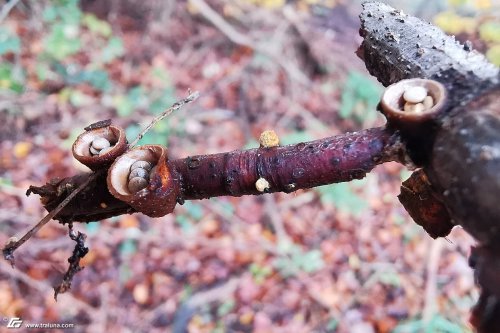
[255,177,270,192]
[72,124,127,170]
[259,130,280,148]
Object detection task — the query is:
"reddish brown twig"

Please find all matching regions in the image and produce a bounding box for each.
[29,126,404,223]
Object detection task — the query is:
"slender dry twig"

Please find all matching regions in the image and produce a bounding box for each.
[0,0,20,22]
[422,239,444,324]
[129,90,200,148]
[2,171,101,264]
[188,0,310,84]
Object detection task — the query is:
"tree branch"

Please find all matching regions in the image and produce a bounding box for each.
[358,2,499,106]
[28,126,403,223]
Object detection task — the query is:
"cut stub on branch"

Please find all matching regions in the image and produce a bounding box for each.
[398,169,453,238]
[107,145,181,217]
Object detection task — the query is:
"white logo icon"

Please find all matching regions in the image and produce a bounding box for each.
[6,318,22,329]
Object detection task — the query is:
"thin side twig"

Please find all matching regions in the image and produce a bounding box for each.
[129,90,200,148]
[422,238,444,324]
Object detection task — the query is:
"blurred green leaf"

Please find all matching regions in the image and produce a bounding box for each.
[175,214,195,233]
[0,178,14,186]
[35,63,58,82]
[43,0,81,24]
[183,201,204,220]
[378,271,401,287]
[119,239,137,256]
[83,69,111,91]
[114,86,147,116]
[0,63,24,93]
[339,71,381,123]
[434,11,476,35]
[479,21,500,43]
[69,89,93,107]
[42,5,58,22]
[119,263,132,283]
[486,44,500,66]
[316,181,368,216]
[84,222,100,235]
[44,23,81,60]
[101,37,124,63]
[294,249,324,273]
[150,88,177,115]
[217,299,236,316]
[151,66,172,87]
[430,315,465,333]
[448,0,467,6]
[54,63,111,91]
[393,314,468,333]
[326,318,338,332]
[393,318,424,333]
[82,13,112,37]
[274,244,325,277]
[280,131,315,146]
[114,94,134,117]
[249,263,272,284]
[126,124,164,146]
[0,28,21,55]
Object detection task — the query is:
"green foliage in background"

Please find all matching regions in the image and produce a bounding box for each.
[274,241,325,277]
[0,0,179,143]
[434,0,500,65]
[0,28,20,55]
[249,263,273,284]
[0,63,24,93]
[393,314,469,333]
[42,0,82,60]
[316,179,369,217]
[339,71,382,124]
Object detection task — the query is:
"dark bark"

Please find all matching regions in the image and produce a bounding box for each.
[426,88,500,246]
[29,127,402,222]
[358,2,499,107]
[358,4,500,331]
[174,127,400,199]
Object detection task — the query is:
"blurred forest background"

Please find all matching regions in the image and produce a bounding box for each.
[0,0,499,332]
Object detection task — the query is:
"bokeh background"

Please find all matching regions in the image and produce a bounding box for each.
[1,0,499,332]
